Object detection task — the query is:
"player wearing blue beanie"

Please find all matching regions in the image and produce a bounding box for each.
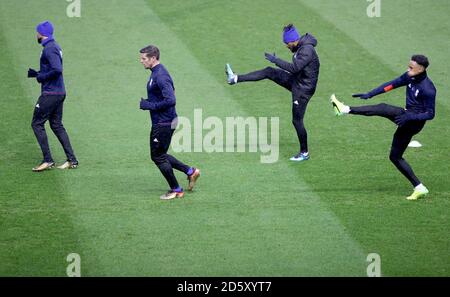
[28,21,78,171]
[225,24,320,162]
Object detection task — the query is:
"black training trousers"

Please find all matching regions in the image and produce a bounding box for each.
[350,103,426,187]
[238,66,312,153]
[31,95,77,163]
[150,124,190,190]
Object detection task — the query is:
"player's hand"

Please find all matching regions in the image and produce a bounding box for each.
[36,73,44,83]
[264,52,277,63]
[352,93,371,99]
[28,68,38,78]
[140,98,153,110]
[394,112,412,127]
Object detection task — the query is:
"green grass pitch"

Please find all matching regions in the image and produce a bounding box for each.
[0,0,449,276]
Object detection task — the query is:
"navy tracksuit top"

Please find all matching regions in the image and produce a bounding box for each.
[368,71,436,121]
[146,64,177,125]
[39,38,66,95]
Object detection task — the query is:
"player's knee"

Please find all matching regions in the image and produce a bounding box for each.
[389,152,400,164]
[31,121,42,131]
[150,154,158,163]
[151,153,165,164]
[264,66,275,78]
[292,118,303,128]
[50,122,63,132]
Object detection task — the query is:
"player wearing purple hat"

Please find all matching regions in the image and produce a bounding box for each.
[28,21,78,172]
[225,24,320,162]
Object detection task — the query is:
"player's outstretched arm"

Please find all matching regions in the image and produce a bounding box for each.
[353,72,410,100]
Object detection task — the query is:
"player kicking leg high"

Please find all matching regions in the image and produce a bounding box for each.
[331,55,436,200]
[226,24,320,162]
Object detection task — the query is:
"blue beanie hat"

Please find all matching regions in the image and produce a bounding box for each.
[283,24,300,44]
[36,21,54,38]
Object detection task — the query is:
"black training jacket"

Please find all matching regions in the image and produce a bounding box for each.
[273,33,320,95]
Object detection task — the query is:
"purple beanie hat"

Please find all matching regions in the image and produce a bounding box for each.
[283,25,300,44]
[36,20,54,38]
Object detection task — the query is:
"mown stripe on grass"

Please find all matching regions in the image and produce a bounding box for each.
[0,3,83,276]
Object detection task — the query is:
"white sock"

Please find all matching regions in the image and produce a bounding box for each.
[343,105,350,114]
[415,183,427,191]
[234,75,238,83]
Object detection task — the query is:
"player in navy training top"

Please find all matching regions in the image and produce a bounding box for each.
[331,55,436,200]
[28,20,78,172]
[139,45,200,200]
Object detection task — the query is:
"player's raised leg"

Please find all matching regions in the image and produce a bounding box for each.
[226,63,292,91]
[330,94,404,122]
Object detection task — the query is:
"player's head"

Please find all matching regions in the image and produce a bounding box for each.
[283,24,301,53]
[408,54,429,77]
[36,20,54,44]
[140,45,160,69]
